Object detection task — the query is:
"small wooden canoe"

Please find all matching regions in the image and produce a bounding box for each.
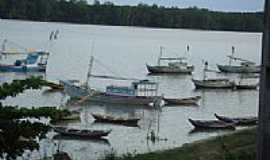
[188,118,235,130]
[214,113,258,126]
[52,126,111,139]
[53,134,110,145]
[192,79,235,89]
[164,96,201,106]
[92,113,140,126]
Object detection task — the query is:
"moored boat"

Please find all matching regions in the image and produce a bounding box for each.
[217,46,260,73]
[146,46,194,74]
[62,56,168,107]
[53,134,110,145]
[192,62,235,89]
[52,126,111,139]
[0,51,49,72]
[164,96,201,106]
[188,118,235,130]
[192,79,235,89]
[91,113,140,126]
[214,113,258,126]
[217,64,260,73]
[234,75,259,90]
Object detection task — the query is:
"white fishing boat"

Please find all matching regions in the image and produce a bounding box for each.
[61,56,164,106]
[217,46,260,73]
[62,55,199,106]
[0,31,58,72]
[0,51,49,72]
[146,46,194,74]
[192,62,235,89]
[234,74,259,90]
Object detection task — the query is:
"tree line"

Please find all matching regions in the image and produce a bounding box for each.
[0,0,264,32]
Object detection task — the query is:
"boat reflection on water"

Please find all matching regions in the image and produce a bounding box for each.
[0,72,45,81]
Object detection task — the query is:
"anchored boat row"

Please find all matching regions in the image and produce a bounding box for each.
[189,113,258,131]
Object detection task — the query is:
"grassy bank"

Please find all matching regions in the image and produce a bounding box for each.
[101,128,256,160]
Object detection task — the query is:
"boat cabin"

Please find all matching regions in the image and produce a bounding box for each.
[240,61,256,67]
[14,51,49,67]
[106,80,159,97]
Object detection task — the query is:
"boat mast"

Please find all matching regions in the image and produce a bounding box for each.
[85,56,94,89]
[85,41,95,89]
[203,61,208,80]
[185,44,190,57]
[157,46,163,66]
[229,46,235,66]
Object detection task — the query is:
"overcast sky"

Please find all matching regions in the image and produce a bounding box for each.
[87,0,265,12]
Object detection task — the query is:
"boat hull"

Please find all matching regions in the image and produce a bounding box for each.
[0,64,46,72]
[53,127,111,139]
[217,64,260,73]
[86,93,158,106]
[146,64,193,74]
[164,96,201,106]
[188,119,235,130]
[214,114,258,126]
[92,113,140,126]
[192,79,234,89]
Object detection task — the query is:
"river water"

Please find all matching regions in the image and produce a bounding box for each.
[0,19,261,160]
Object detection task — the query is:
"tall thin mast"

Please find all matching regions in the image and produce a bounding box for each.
[85,56,94,89]
[157,46,163,66]
[85,41,95,89]
[229,46,235,66]
[185,44,190,58]
[203,61,208,80]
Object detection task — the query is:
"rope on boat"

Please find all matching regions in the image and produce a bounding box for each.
[92,58,141,81]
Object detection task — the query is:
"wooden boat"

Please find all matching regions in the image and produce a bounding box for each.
[61,56,169,107]
[217,46,260,73]
[91,113,140,126]
[214,113,258,126]
[0,51,49,72]
[192,79,234,89]
[234,75,259,90]
[217,64,260,73]
[62,79,162,106]
[192,62,235,89]
[52,126,111,139]
[53,134,110,145]
[164,96,201,106]
[146,46,194,74]
[188,118,235,130]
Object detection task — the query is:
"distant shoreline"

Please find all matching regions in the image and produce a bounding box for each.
[0,18,262,34]
[0,0,263,33]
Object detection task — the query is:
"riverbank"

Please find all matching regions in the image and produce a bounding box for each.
[101,127,256,160]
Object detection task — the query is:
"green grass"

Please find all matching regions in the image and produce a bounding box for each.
[100,127,257,160]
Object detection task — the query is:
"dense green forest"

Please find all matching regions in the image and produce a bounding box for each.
[0,0,264,32]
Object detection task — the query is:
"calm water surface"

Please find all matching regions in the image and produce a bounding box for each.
[0,19,261,160]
